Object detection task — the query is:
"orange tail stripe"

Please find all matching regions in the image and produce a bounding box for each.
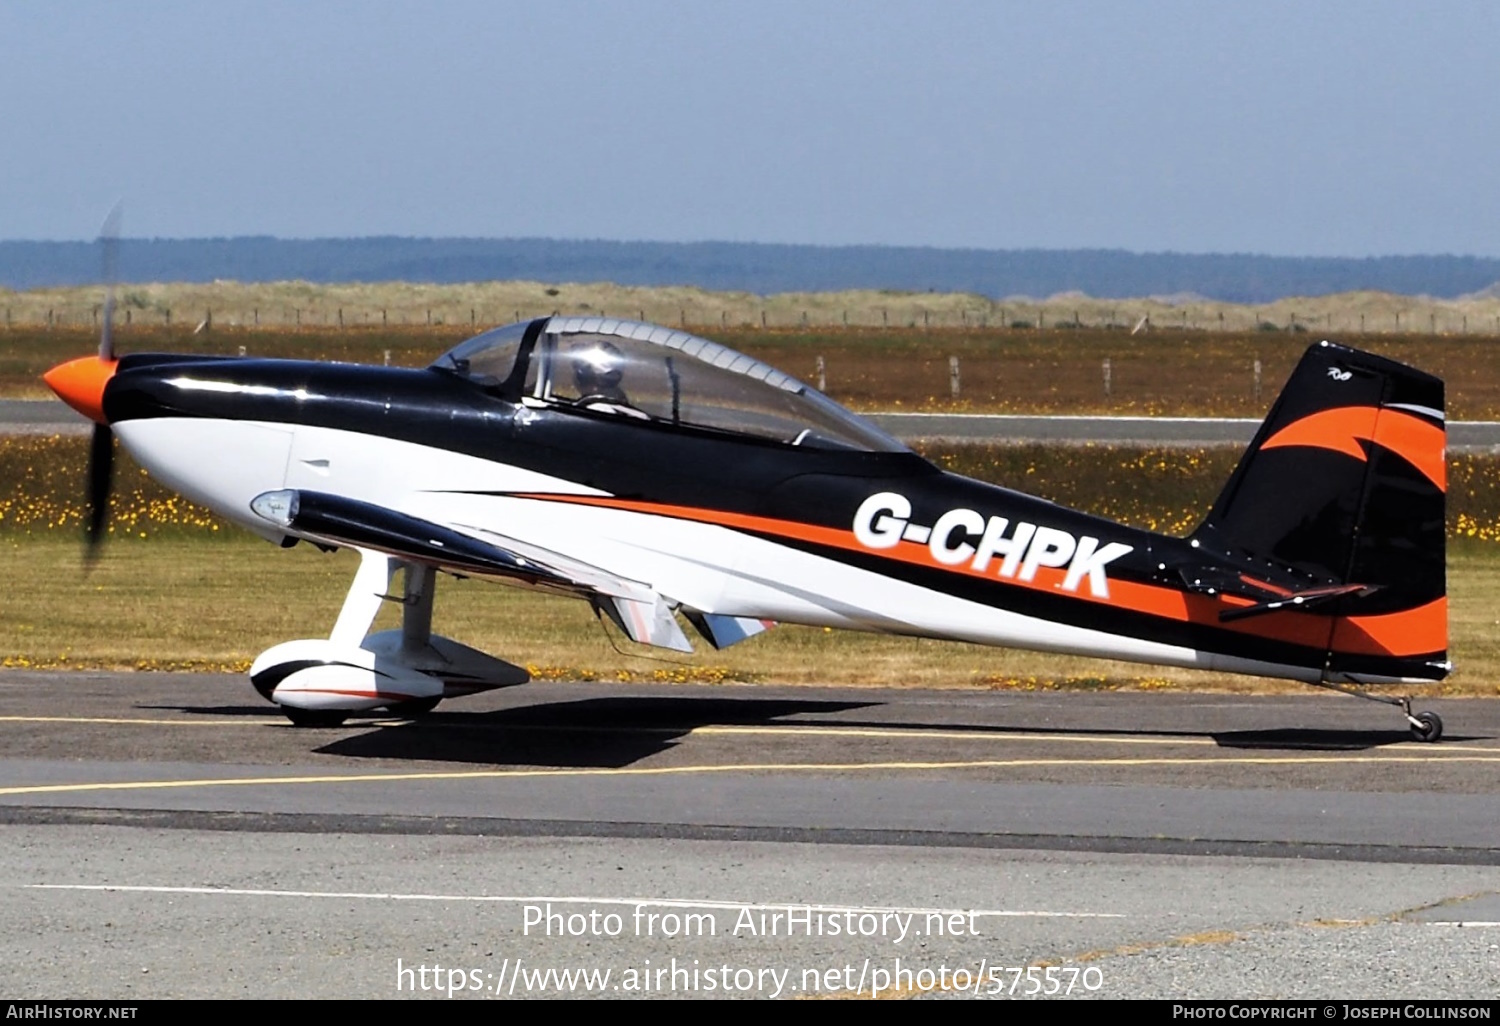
[1261,406,1378,462]
[1260,405,1445,492]
[1372,410,1447,492]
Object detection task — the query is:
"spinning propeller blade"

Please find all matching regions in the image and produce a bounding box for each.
[85,205,122,561]
[98,202,121,362]
[85,422,114,558]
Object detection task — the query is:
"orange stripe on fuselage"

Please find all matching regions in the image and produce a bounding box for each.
[1334,598,1447,658]
[1260,406,1446,491]
[511,494,1444,658]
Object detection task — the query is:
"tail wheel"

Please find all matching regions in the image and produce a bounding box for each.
[1410,711,1443,743]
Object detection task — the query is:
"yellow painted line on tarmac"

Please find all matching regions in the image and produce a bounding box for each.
[689,724,1221,746]
[5,752,1500,797]
[0,715,278,728]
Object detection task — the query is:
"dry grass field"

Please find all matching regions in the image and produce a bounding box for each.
[5,279,1500,336]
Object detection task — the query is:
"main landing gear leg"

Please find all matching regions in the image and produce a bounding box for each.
[1310,678,1443,743]
[385,561,442,718]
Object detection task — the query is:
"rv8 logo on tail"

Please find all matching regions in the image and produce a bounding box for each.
[853,492,1133,598]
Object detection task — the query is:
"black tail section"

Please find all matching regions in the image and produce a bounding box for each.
[1192,341,1447,680]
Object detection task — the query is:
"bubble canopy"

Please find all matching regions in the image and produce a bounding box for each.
[431,316,909,453]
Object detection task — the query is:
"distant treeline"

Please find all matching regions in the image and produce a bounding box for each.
[3,237,1499,303]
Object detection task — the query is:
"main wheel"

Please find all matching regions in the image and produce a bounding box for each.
[1410,710,1443,743]
[385,696,441,718]
[283,707,349,728]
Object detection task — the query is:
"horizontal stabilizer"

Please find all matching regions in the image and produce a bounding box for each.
[1218,583,1377,623]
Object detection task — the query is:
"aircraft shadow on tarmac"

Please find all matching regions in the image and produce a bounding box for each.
[137,698,1469,764]
[312,696,880,768]
[810,720,1462,752]
[1205,727,1469,750]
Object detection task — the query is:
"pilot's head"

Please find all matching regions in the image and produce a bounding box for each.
[571,341,625,395]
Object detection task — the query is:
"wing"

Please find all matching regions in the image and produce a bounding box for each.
[249,488,694,651]
[1168,562,1378,622]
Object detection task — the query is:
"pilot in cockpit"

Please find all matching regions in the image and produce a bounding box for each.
[568,341,647,418]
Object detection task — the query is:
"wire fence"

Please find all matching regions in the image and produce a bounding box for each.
[5,295,1500,336]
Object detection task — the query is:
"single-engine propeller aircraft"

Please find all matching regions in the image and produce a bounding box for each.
[45,312,1450,739]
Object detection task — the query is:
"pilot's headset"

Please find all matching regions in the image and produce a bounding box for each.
[572,341,625,394]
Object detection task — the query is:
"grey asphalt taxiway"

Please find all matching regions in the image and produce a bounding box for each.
[2,670,1498,999]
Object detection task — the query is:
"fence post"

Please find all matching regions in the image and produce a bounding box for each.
[471,308,476,327]
[761,310,767,328]
[1253,358,1262,403]
[1102,358,1112,399]
[949,356,960,399]
[815,355,826,392]
[384,350,391,366]
[338,307,344,328]
[125,309,131,326]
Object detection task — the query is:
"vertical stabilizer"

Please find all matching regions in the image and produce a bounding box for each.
[1191,341,1447,680]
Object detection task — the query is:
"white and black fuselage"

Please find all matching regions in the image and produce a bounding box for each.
[97,317,1450,701]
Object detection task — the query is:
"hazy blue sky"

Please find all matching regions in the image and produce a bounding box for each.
[3,1,1497,256]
